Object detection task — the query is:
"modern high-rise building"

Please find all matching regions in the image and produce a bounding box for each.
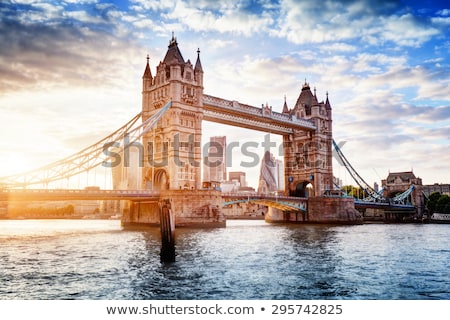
[275,158,284,191]
[203,136,227,185]
[257,151,284,194]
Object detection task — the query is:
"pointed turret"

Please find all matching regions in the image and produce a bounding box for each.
[194,48,203,73]
[194,48,204,86]
[282,95,289,113]
[163,33,185,65]
[143,54,152,79]
[295,81,316,106]
[325,91,331,110]
[294,81,316,115]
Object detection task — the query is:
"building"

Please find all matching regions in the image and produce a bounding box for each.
[282,83,333,197]
[381,171,425,216]
[257,151,284,194]
[423,183,450,197]
[203,136,227,187]
[381,171,422,197]
[275,158,284,191]
[229,171,247,187]
[140,34,204,191]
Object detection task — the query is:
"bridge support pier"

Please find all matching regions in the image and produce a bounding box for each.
[160,190,225,228]
[307,197,362,224]
[266,197,362,224]
[265,207,307,223]
[121,190,225,228]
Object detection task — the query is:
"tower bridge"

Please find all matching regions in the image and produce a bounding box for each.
[0,35,422,227]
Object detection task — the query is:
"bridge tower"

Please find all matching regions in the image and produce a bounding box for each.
[141,34,204,191]
[282,82,333,197]
[382,171,425,217]
[121,35,224,228]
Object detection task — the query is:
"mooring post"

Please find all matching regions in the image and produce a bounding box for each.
[159,199,176,262]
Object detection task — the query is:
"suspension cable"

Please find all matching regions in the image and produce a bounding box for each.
[0,101,172,188]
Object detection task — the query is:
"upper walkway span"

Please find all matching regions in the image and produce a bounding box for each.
[202,94,316,134]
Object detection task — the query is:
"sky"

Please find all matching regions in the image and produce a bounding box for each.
[0,0,449,189]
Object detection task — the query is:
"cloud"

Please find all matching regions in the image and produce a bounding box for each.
[0,0,449,187]
[0,1,142,92]
[272,0,439,47]
[205,54,312,108]
[415,105,450,122]
[162,0,274,36]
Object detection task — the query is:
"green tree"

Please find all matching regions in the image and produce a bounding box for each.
[342,185,367,199]
[426,192,441,213]
[436,194,450,214]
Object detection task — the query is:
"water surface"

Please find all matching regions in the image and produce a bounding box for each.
[0,219,449,299]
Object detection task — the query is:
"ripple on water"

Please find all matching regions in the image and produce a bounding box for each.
[0,220,449,299]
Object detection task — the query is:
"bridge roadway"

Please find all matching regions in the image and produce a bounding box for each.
[0,189,415,212]
[354,199,415,211]
[222,193,308,211]
[0,189,161,202]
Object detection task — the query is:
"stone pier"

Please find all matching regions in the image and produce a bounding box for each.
[265,196,362,224]
[121,190,225,228]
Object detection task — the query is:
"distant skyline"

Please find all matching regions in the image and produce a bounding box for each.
[0,0,449,189]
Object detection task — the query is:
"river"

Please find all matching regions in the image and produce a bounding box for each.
[0,219,449,300]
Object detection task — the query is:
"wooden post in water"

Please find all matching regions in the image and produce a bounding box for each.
[159,199,176,262]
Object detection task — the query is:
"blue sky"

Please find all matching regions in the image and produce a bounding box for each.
[0,0,449,188]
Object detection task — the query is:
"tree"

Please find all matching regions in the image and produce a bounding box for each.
[426,192,441,213]
[436,194,450,214]
[342,185,367,199]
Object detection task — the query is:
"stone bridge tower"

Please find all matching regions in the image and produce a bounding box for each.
[282,82,333,197]
[141,35,204,191]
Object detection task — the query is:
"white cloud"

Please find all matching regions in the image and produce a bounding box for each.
[431,16,450,26]
[272,0,440,48]
[436,9,450,16]
[162,0,274,36]
[130,0,174,12]
[380,14,440,47]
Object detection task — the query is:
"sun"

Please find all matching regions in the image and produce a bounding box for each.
[0,154,37,178]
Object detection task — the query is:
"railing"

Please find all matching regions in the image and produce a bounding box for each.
[203,109,293,134]
[0,189,161,200]
[222,192,308,201]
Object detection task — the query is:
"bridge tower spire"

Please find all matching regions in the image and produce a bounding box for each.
[141,35,204,191]
[283,82,333,197]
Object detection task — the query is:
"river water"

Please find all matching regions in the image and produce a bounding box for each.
[0,219,449,300]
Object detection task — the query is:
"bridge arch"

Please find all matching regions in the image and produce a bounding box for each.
[154,169,169,191]
[144,168,169,191]
[290,180,313,198]
[387,190,405,198]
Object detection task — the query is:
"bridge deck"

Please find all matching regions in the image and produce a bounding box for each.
[0,189,161,201]
[354,199,415,210]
